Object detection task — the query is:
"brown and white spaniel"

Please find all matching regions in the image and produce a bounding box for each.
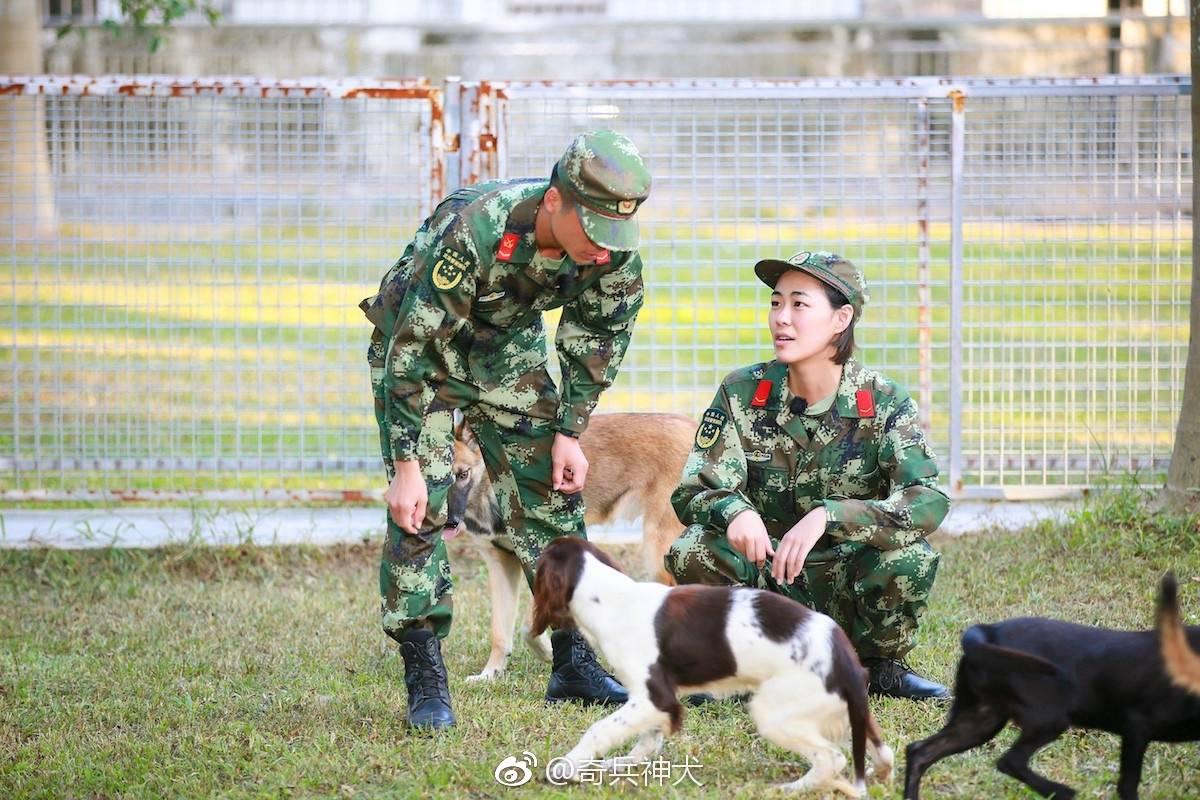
[531,536,893,796]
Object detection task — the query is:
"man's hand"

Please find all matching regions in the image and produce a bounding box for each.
[385,459,427,534]
[727,510,774,567]
[773,506,828,586]
[551,432,589,493]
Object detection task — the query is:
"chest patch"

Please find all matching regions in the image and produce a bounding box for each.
[695,408,727,450]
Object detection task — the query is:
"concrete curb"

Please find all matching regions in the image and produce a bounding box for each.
[0,501,1075,549]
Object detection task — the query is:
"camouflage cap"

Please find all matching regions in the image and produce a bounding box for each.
[553,129,651,251]
[754,250,869,316]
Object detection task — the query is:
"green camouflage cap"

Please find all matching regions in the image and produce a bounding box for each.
[553,129,651,251]
[754,250,869,317]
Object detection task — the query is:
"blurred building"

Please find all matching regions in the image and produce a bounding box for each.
[39,0,1188,78]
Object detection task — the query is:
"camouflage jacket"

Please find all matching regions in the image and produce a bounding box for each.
[360,179,644,461]
[671,359,949,551]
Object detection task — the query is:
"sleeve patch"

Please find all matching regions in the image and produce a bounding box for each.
[432,249,471,291]
[695,408,727,450]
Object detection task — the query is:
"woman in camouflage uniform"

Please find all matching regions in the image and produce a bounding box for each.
[666,251,951,701]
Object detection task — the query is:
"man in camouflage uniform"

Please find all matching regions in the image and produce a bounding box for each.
[666,251,951,701]
[360,130,651,728]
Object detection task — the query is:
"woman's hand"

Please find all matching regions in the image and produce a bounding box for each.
[773,506,828,585]
[727,510,775,567]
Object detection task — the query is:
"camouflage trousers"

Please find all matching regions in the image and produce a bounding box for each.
[370,330,585,643]
[664,524,940,659]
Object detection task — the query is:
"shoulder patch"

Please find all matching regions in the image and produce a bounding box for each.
[724,362,771,389]
[432,249,471,291]
[695,408,727,450]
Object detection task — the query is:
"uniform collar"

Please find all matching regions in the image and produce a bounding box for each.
[833,359,872,419]
[758,361,789,410]
[766,359,867,452]
[758,359,869,416]
[495,187,543,265]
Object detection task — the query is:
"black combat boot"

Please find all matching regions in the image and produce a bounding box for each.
[399,628,456,729]
[864,657,951,701]
[545,630,629,706]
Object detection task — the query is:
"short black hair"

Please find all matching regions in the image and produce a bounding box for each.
[548,168,574,201]
[819,282,857,365]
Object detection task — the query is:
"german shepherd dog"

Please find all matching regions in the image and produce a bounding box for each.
[446,412,697,681]
[904,572,1200,800]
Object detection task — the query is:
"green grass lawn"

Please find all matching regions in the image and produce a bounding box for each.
[1,222,1189,493]
[3,484,1199,798]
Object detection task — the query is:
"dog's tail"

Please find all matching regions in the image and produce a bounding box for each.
[960,625,1059,677]
[1158,571,1200,695]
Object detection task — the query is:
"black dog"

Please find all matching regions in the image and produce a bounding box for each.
[905,573,1200,799]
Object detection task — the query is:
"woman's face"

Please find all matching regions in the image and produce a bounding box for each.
[768,270,853,366]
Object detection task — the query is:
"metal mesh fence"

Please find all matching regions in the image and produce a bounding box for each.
[486,83,952,425]
[955,86,1190,492]
[484,77,1191,496]
[0,75,1191,499]
[1,77,441,497]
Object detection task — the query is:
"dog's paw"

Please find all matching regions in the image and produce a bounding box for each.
[466,668,500,682]
[546,756,582,783]
[830,778,865,798]
[523,627,553,662]
[777,774,864,797]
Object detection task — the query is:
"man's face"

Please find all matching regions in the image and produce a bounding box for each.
[547,189,610,265]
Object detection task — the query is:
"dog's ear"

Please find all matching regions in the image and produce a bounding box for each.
[530,544,576,637]
[530,561,565,637]
[453,412,480,453]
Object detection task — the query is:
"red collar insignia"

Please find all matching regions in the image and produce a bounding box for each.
[496,232,519,262]
[855,389,875,418]
[751,379,772,408]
